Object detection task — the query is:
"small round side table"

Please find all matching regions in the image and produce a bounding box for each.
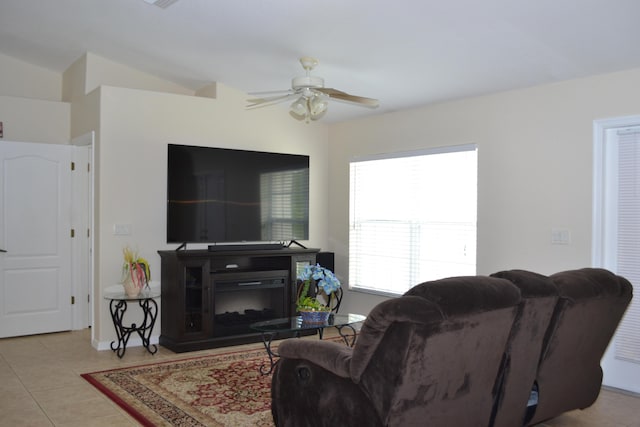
[104,289,161,358]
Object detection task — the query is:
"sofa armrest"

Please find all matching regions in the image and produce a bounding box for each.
[271,357,384,427]
[278,338,353,378]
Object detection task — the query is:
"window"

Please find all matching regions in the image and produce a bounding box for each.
[349,145,477,296]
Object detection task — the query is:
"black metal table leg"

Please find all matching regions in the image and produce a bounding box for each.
[109,299,129,357]
[258,332,279,375]
[108,295,159,358]
[137,297,159,355]
[336,324,358,347]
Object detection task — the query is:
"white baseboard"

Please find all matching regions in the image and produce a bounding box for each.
[93,334,160,351]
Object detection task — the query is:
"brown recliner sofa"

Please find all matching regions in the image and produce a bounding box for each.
[271,276,522,427]
[270,268,633,427]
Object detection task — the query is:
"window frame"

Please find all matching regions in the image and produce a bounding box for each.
[348,143,478,297]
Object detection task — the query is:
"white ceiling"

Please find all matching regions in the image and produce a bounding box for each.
[2,0,640,123]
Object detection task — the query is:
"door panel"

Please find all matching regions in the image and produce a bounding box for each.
[593,118,640,394]
[0,141,72,338]
[5,268,60,312]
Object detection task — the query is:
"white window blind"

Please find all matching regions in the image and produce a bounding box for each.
[614,128,640,364]
[349,145,477,295]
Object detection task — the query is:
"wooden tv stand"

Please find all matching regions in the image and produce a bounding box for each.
[158,247,319,352]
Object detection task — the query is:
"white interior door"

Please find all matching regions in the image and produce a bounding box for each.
[593,117,640,394]
[0,141,73,338]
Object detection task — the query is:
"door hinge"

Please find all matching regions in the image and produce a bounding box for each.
[70,229,75,238]
[87,228,90,238]
[71,162,75,171]
[87,294,90,303]
[71,296,75,305]
[87,163,91,173]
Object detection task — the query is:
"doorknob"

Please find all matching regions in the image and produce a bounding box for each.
[0,249,6,252]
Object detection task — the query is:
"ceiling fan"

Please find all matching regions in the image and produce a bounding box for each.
[247,57,379,122]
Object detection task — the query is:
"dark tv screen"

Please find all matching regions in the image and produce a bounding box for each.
[167,144,309,244]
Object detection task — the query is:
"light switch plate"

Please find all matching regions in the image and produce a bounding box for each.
[113,224,132,235]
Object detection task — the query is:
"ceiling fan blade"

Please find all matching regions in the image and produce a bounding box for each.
[317,88,379,108]
[248,89,293,96]
[246,93,297,109]
[247,92,294,104]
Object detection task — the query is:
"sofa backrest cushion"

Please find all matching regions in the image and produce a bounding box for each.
[403,275,523,317]
[349,295,444,382]
[489,269,559,427]
[351,276,521,427]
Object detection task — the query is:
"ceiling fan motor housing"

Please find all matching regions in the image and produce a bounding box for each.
[292,76,324,90]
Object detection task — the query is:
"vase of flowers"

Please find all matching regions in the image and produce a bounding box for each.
[121,246,151,297]
[296,263,341,324]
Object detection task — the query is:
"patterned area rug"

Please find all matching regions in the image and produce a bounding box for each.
[82,347,278,427]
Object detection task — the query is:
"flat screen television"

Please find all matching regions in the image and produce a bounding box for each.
[167,144,310,245]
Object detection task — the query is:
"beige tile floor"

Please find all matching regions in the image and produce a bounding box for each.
[0,329,638,426]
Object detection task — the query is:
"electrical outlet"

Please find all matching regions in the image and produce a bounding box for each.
[551,228,571,245]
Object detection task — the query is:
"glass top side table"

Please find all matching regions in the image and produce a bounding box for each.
[250,313,366,374]
[103,289,161,358]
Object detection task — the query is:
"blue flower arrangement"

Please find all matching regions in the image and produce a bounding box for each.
[296,263,341,312]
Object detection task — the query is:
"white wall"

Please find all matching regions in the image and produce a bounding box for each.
[85,53,195,97]
[329,67,640,316]
[94,83,329,344]
[0,96,70,144]
[0,52,68,143]
[0,52,61,101]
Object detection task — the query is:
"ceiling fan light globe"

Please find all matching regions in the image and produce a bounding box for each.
[290,97,308,116]
[309,94,329,116]
[289,110,307,121]
[310,109,327,121]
